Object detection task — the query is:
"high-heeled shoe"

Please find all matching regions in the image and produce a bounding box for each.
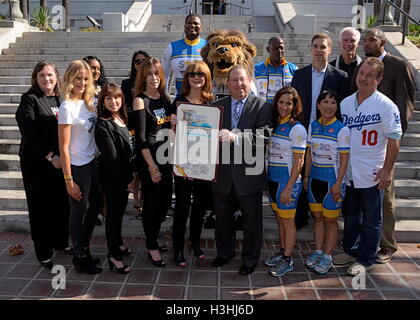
[191,243,206,260]
[173,250,187,267]
[72,256,102,274]
[40,258,53,270]
[158,245,168,253]
[118,246,132,256]
[107,256,131,274]
[146,250,166,267]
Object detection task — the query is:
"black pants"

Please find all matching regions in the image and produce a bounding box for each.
[296,162,310,223]
[141,165,173,250]
[103,186,129,259]
[69,159,102,257]
[20,159,70,262]
[172,177,211,252]
[212,186,263,268]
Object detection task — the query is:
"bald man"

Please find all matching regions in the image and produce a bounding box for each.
[254,36,298,102]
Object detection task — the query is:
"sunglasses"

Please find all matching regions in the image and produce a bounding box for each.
[187,71,205,78]
[134,58,145,65]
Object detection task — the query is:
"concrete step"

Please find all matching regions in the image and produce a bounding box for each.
[395,179,420,198]
[413,111,420,121]
[0,103,18,114]
[397,146,420,161]
[0,207,418,242]
[0,126,20,139]
[0,114,16,126]
[0,95,21,103]
[0,189,26,210]
[0,154,20,170]
[0,171,23,188]
[394,161,420,179]
[395,198,420,219]
[0,86,29,94]
[0,139,20,154]
[406,121,420,133]
[400,133,420,147]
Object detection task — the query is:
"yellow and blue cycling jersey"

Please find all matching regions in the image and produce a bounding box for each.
[254,58,298,102]
[162,38,207,96]
[267,119,307,219]
[307,117,350,182]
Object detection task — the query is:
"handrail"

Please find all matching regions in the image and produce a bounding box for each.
[125,1,152,30]
[383,0,420,44]
[225,1,250,16]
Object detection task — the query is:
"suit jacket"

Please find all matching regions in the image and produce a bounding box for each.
[291,64,349,128]
[211,94,272,196]
[95,118,133,189]
[15,89,61,163]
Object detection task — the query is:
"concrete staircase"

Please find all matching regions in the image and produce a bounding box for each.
[0,22,419,242]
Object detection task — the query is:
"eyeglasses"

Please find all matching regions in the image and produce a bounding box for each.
[134,59,145,65]
[187,72,205,78]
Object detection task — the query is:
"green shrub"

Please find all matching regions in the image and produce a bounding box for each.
[365,15,378,28]
[80,27,101,32]
[408,23,420,37]
[31,6,53,31]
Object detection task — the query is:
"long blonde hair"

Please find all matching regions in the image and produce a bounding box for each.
[61,60,96,112]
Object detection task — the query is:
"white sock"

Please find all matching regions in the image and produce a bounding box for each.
[41,258,52,263]
[315,250,324,255]
[323,254,332,260]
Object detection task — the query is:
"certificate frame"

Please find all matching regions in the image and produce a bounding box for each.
[173,102,223,182]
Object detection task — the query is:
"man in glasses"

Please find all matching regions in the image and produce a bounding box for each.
[254,36,298,102]
[162,14,207,97]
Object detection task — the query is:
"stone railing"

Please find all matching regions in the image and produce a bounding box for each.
[103,0,152,32]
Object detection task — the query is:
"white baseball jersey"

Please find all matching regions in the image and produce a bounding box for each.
[340,90,402,188]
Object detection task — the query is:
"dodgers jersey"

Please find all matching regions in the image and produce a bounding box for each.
[340,90,402,188]
[254,58,298,102]
[307,117,350,182]
[162,38,207,96]
[268,120,307,183]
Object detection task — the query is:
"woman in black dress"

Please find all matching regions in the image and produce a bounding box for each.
[95,83,134,274]
[15,61,71,269]
[132,57,173,267]
[170,61,214,267]
[121,50,150,218]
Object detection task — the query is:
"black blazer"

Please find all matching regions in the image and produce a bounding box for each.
[95,118,133,188]
[15,89,61,162]
[291,64,349,128]
[211,95,272,196]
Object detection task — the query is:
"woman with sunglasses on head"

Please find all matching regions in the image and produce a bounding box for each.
[95,83,135,274]
[132,57,173,267]
[82,56,108,98]
[303,89,350,274]
[58,60,102,275]
[169,61,213,267]
[121,50,150,219]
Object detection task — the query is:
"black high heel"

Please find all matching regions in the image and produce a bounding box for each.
[173,250,187,267]
[191,243,206,260]
[84,248,100,265]
[146,250,166,267]
[72,256,102,274]
[118,246,132,256]
[107,256,131,274]
[158,245,168,253]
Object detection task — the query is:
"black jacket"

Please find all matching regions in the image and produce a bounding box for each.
[15,89,61,162]
[95,118,133,188]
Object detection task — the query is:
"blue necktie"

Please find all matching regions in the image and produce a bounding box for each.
[232,101,242,129]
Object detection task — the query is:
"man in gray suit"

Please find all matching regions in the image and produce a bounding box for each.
[211,65,272,275]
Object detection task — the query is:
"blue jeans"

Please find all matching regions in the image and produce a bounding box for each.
[342,182,384,267]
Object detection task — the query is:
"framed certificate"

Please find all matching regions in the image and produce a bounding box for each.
[173,102,223,182]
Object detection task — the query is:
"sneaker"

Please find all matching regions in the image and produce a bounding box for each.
[264,251,284,267]
[376,249,393,264]
[347,262,373,276]
[333,252,356,266]
[313,255,333,274]
[269,258,294,277]
[305,251,323,268]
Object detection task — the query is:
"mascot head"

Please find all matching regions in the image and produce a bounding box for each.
[201,30,257,88]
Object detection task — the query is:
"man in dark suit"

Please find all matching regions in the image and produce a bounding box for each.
[211,65,272,275]
[291,33,349,229]
[361,28,415,264]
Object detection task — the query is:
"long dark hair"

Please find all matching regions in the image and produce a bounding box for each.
[30,60,60,96]
[97,83,128,124]
[316,89,342,122]
[82,56,108,87]
[271,86,303,126]
[129,50,150,82]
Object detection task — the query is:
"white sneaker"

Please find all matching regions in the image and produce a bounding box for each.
[346,262,373,276]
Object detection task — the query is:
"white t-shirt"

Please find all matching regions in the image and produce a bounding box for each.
[340,90,402,188]
[58,99,98,166]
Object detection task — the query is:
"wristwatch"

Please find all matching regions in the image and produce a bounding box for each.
[46,153,53,162]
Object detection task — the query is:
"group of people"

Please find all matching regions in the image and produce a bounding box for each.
[15,13,415,280]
